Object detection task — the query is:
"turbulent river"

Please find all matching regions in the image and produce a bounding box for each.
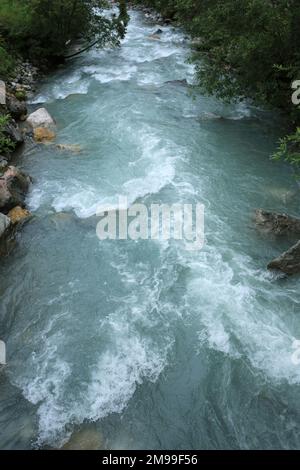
[1,9,300,450]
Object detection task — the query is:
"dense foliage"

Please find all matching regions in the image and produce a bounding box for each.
[133,0,300,168]
[0,0,128,76]
[0,115,15,155]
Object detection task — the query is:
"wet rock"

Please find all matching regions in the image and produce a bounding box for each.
[3,118,24,146]
[0,340,6,365]
[34,127,56,143]
[154,28,163,35]
[199,112,223,120]
[8,206,31,225]
[0,212,11,239]
[0,166,31,213]
[6,94,27,120]
[268,240,300,275]
[61,428,103,450]
[0,157,8,171]
[148,34,161,41]
[165,79,188,87]
[0,212,12,256]
[254,209,300,236]
[56,144,81,153]
[26,108,55,129]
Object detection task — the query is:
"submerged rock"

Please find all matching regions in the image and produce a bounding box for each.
[165,79,188,87]
[255,209,300,236]
[268,240,300,275]
[61,428,103,450]
[0,166,31,213]
[148,34,161,41]
[56,143,81,153]
[34,127,56,143]
[26,108,55,129]
[265,186,296,204]
[8,206,31,225]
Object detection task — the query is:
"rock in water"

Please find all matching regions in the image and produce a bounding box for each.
[255,209,300,236]
[61,428,103,450]
[148,34,161,41]
[34,127,56,143]
[0,340,6,365]
[26,108,55,129]
[165,79,188,87]
[56,144,81,153]
[0,166,31,212]
[8,206,31,225]
[0,212,11,239]
[268,240,300,275]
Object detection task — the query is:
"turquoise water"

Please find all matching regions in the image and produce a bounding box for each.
[1,9,300,450]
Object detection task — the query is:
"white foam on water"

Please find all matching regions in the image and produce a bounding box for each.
[12,250,175,447]
[83,64,138,84]
[186,246,300,384]
[28,126,181,219]
[30,73,90,103]
[7,7,300,452]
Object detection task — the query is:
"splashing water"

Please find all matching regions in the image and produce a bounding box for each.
[1,10,300,450]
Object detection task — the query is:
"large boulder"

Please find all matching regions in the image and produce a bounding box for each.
[268,240,300,275]
[0,166,31,213]
[26,108,55,129]
[255,209,300,236]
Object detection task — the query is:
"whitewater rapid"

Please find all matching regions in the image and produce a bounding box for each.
[1,9,300,450]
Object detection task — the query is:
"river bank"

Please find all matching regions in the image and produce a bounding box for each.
[0,61,40,255]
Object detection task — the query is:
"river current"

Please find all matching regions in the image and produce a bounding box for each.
[1,9,300,449]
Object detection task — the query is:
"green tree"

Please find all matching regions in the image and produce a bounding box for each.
[133,0,300,168]
[0,0,129,69]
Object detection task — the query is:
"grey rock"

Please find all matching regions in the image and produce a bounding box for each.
[3,118,24,146]
[165,79,188,87]
[26,108,55,129]
[0,166,31,212]
[0,212,10,239]
[268,240,300,275]
[6,95,27,120]
[0,340,6,365]
[0,157,8,171]
[255,209,300,236]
